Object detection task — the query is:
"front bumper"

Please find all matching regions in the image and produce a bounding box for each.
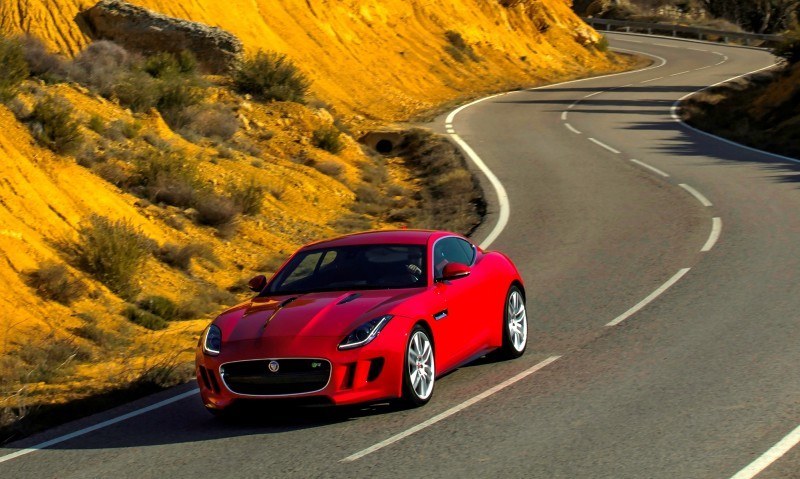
[196,333,405,410]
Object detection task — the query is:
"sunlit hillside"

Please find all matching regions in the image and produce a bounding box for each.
[0,0,631,433]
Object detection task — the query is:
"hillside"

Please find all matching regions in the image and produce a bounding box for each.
[0,0,631,436]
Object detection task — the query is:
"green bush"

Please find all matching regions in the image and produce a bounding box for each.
[228,177,264,216]
[123,305,167,330]
[0,35,28,102]
[233,50,311,103]
[76,215,152,300]
[26,262,84,305]
[137,296,180,321]
[312,126,344,154]
[28,95,84,154]
[134,150,202,208]
[143,51,197,78]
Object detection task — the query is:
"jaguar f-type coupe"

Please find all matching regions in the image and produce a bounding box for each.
[196,230,527,413]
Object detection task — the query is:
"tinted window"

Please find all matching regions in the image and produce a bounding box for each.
[433,237,473,278]
[268,244,426,294]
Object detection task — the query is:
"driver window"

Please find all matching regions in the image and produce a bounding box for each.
[433,237,472,278]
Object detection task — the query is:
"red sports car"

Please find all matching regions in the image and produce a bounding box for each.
[196,230,527,414]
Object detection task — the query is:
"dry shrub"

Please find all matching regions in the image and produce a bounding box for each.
[312,126,344,154]
[92,161,132,187]
[137,296,181,321]
[181,104,239,140]
[227,177,264,216]
[0,35,28,102]
[266,182,286,199]
[313,159,344,178]
[19,35,69,83]
[134,149,202,208]
[444,30,480,62]
[15,338,91,383]
[72,314,120,348]
[28,95,83,154]
[123,305,167,330]
[26,262,84,305]
[157,242,215,271]
[76,215,152,300]
[195,193,238,228]
[333,213,373,232]
[233,50,311,103]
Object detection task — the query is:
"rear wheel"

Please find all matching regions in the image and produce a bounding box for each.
[402,325,435,407]
[498,285,527,359]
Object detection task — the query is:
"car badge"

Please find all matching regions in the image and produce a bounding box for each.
[268,360,280,373]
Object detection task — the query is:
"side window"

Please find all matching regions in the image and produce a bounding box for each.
[456,238,475,265]
[433,237,472,278]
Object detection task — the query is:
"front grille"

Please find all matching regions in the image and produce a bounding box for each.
[220,359,331,396]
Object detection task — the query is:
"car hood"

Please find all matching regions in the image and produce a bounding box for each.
[220,289,420,343]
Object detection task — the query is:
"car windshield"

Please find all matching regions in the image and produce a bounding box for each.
[267,244,427,295]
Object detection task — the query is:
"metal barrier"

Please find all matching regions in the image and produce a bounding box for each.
[582,17,783,46]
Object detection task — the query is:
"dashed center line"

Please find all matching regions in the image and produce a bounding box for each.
[670,70,692,77]
[702,217,722,252]
[679,183,713,207]
[561,111,567,121]
[584,91,603,98]
[631,159,669,177]
[606,268,692,327]
[641,76,664,83]
[341,356,562,462]
[565,123,582,135]
[588,138,621,154]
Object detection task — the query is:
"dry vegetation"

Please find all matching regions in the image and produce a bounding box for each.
[0,0,632,442]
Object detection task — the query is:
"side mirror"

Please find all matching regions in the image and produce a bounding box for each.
[440,262,471,281]
[248,275,268,292]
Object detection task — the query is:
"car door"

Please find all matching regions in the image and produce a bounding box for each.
[431,236,483,371]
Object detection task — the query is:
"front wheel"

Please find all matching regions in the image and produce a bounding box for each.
[402,325,435,407]
[497,285,527,359]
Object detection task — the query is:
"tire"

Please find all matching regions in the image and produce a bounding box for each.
[498,285,528,359]
[402,325,435,407]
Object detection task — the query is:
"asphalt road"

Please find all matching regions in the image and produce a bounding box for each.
[3,33,799,478]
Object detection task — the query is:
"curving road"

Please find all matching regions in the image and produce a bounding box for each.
[3,33,800,478]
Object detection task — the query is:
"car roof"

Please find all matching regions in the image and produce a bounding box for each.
[300,229,455,250]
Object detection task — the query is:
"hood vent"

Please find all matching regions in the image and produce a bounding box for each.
[337,293,361,305]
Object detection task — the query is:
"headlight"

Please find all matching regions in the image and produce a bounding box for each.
[338,315,393,350]
[202,325,222,356]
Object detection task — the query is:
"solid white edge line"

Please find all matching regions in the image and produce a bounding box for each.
[606,268,691,326]
[701,217,722,252]
[670,64,800,165]
[630,159,669,177]
[0,390,198,464]
[340,356,561,462]
[449,133,510,250]
[589,137,621,154]
[729,423,800,479]
[679,183,713,207]
[565,123,582,135]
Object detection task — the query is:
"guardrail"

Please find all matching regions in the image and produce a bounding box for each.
[582,17,784,46]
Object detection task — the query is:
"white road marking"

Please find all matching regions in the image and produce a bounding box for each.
[641,76,664,83]
[589,138,621,154]
[701,217,722,252]
[568,101,578,109]
[695,65,712,71]
[670,70,692,76]
[689,47,708,52]
[446,128,455,134]
[341,356,562,462]
[729,423,800,479]
[561,111,567,121]
[449,134,509,249]
[606,268,692,326]
[631,159,669,177]
[654,42,679,48]
[0,390,198,464]
[565,123,582,135]
[679,183,713,207]
[584,91,603,98]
